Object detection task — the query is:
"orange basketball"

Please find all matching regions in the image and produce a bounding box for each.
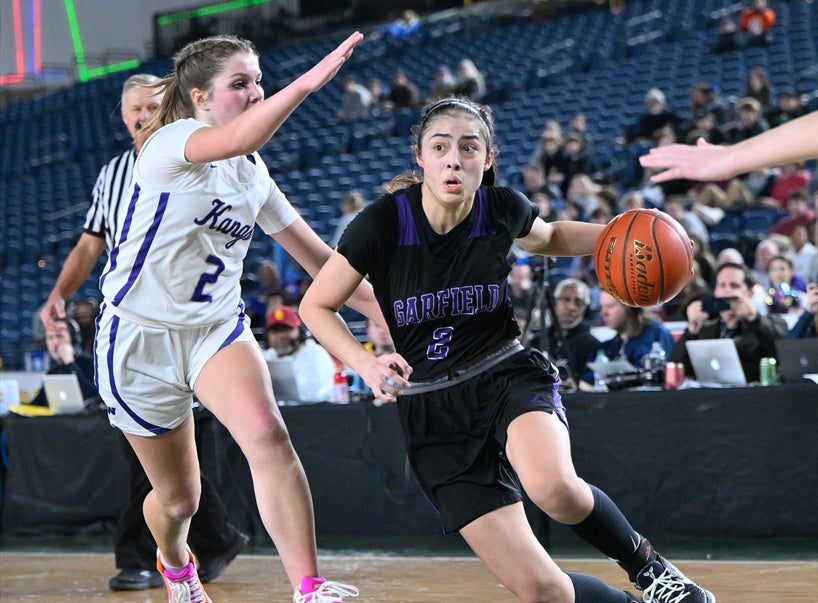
[594,208,694,307]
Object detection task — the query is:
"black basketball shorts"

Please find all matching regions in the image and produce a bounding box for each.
[396,348,567,533]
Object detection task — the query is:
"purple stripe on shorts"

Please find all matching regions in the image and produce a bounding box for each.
[218,304,247,351]
[100,183,141,290]
[469,187,495,238]
[395,193,419,246]
[112,191,170,306]
[551,382,568,428]
[106,314,169,435]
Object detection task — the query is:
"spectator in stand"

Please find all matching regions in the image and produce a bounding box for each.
[751,237,781,290]
[569,112,594,149]
[717,247,748,267]
[531,191,560,223]
[562,132,598,196]
[764,255,807,315]
[769,163,812,209]
[765,89,807,127]
[386,69,421,111]
[521,163,550,199]
[507,260,535,322]
[689,232,718,288]
[724,97,769,145]
[379,9,420,38]
[712,17,745,53]
[620,190,646,212]
[67,298,99,355]
[453,58,486,101]
[595,291,675,370]
[681,109,726,146]
[739,0,776,47]
[29,317,98,408]
[426,65,457,101]
[663,195,709,245]
[337,75,372,121]
[366,78,387,115]
[624,88,679,144]
[787,282,818,338]
[790,224,818,284]
[244,259,283,333]
[535,131,568,195]
[743,66,775,113]
[330,190,366,247]
[687,82,727,127]
[670,262,787,382]
[565,173,602,216]
[262,306,336,403]
[769,189,816,238]
[545,278,600,391]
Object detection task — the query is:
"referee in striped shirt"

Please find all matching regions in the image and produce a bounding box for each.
[39,74,247,591]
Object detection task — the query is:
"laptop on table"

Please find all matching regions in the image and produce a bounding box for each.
[685,339,747,387]
[774,339,818,383]
[42,374,88,414]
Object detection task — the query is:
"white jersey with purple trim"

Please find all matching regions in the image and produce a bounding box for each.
[99,118,297,328]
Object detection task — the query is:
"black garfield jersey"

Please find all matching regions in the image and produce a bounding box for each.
[337,184,539,382]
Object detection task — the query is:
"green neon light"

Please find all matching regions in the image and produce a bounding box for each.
[64,0,142,82]
[158,0,275,26]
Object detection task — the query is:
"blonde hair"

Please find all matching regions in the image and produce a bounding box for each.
[145,34,258,132]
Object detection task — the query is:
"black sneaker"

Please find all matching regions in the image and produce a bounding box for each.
[197,531,249,583]
[635,556,716,603]
[108,568,164,591]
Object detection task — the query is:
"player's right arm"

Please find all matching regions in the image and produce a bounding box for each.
[40,233,106,331]
[640,111,818,183]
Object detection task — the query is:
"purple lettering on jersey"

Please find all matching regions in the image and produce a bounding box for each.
[194,199,253,248]
[392,284,501,326]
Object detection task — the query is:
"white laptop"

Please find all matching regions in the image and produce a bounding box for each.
[685,339,747,387]
[267,359,302,403]
[42,374,87,414]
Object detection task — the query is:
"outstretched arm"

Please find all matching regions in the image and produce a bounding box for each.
[639,111,818,183]
[185,32,363,163]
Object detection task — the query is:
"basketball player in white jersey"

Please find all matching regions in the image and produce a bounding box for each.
[93,32,372,603]
[39,74,248,592]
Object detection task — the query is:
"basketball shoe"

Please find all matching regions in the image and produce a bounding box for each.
[635,556,716,603]
[292,576,359,603]
[157,547,211,603]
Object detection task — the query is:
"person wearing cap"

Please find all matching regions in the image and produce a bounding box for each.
[725,97,769,144]
[765,88,807,127]
[262,306,336,403]
[624,87,680,144]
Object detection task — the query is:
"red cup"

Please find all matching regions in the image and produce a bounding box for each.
[664,362,684,390]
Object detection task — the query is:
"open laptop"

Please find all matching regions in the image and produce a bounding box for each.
[42,374,87,414]
[685,339,747,387]
[774,339,818,383]
[267,359,302,403]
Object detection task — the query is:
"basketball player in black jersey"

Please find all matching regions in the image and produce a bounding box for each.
[301,97,715,603]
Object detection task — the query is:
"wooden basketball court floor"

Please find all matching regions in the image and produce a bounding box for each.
[1,552,816,602]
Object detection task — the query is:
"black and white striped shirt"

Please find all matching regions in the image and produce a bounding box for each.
[82,148,136,251]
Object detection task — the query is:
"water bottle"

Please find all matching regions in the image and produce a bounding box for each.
[332,369,349,404]
[642,341,666,386]
[593,350,609,392]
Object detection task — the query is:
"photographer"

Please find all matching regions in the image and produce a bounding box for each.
[670,262,788,382]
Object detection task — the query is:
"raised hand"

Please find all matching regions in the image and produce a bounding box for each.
[298,32,364,93]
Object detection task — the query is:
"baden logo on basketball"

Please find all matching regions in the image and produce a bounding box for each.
[594,208,693,307]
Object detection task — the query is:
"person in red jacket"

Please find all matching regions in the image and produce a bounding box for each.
[739,0,776,47]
